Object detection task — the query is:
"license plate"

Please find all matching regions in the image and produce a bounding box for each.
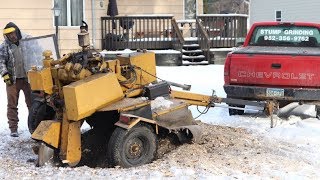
[266,88,284,97]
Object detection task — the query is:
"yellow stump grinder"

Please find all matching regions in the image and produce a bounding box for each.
[28,24,267,168]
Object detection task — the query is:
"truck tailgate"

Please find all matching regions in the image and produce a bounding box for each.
[229,47,320,87]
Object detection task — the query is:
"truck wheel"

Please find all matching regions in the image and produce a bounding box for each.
[278,100,290,108]
[316,105,320,119]
[228,105,245,116]
[107,124,157,168]
[28,101,55,134]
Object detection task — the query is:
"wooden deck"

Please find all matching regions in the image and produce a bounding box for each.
[101,14,248,63]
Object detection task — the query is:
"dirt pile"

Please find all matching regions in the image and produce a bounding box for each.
[151,121,318,177]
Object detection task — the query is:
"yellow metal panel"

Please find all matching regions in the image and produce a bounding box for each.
[106,59,118,73]
[65,121,82,167]
[28,68,53,94]
[129,52,157,86]
[31,120,60,148]
[63,73,124,121]
[117,52,157,90]
[98,97,150,112]
[152,102,188,118]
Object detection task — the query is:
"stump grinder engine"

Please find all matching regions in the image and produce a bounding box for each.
[28,23,222,168]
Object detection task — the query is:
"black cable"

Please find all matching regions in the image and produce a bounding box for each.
[193,90,215,119]
[132,65,165,82]
[193,105,211,119]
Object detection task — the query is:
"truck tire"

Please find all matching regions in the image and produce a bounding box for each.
[316,105,320,119]
[278,100,290,108]
[107,124,157,168]
[28,101,55,134]
[228,105,245,116]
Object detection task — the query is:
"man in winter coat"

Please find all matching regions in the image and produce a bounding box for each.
[0,22,32,137]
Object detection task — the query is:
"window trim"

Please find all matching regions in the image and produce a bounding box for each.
[53,0,86,27]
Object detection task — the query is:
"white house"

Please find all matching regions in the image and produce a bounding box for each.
[249,0,320,26]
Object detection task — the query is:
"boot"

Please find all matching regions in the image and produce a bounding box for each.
[10,130,19,137]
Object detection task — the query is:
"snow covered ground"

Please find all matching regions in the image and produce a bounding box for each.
[0,64,319,179]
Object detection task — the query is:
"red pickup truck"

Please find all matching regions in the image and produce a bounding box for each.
[224,22,320,115]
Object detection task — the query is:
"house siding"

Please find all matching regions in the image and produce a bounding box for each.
[0,0,202,55]
[250,0,320,26]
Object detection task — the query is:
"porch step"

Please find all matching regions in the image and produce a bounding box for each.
[182,54,206,62]
[182,49,202,53]
[182,43,208,63]
[184,38,198,45]
[182,49,203,56]
[183,43,200,50]
[182,61,209,66]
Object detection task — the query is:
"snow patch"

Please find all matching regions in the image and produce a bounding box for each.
[151,97,173,110]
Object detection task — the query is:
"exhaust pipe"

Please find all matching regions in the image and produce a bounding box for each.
[166,81,191,91]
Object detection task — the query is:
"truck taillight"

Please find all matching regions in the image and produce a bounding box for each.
[224,53,231,85]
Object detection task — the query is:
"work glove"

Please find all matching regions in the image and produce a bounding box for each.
[2,73,13,86]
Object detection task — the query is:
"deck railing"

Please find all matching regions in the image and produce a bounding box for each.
[171,18,185,51]
[101,14,248,51]
[101,15,174,50]
[176,19,197,38]
[196,19,211,61]
[197,14,248,47]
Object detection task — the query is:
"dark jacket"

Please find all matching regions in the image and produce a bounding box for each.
[0,22,31,81]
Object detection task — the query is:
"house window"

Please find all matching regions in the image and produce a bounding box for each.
[55,0,84,26]
[275,10,282,22]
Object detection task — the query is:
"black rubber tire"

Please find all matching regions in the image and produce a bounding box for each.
[228,104,245,116]
[107,124,157,168]
[28,101,55,134]
[278,100,290,108]
[316,105,320,119]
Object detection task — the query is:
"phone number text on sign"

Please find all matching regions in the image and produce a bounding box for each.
[264,35,310,42]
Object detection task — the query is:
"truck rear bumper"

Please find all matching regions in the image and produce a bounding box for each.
[224,85,320,101]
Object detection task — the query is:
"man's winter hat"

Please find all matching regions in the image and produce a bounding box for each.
[3,22,22,40]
